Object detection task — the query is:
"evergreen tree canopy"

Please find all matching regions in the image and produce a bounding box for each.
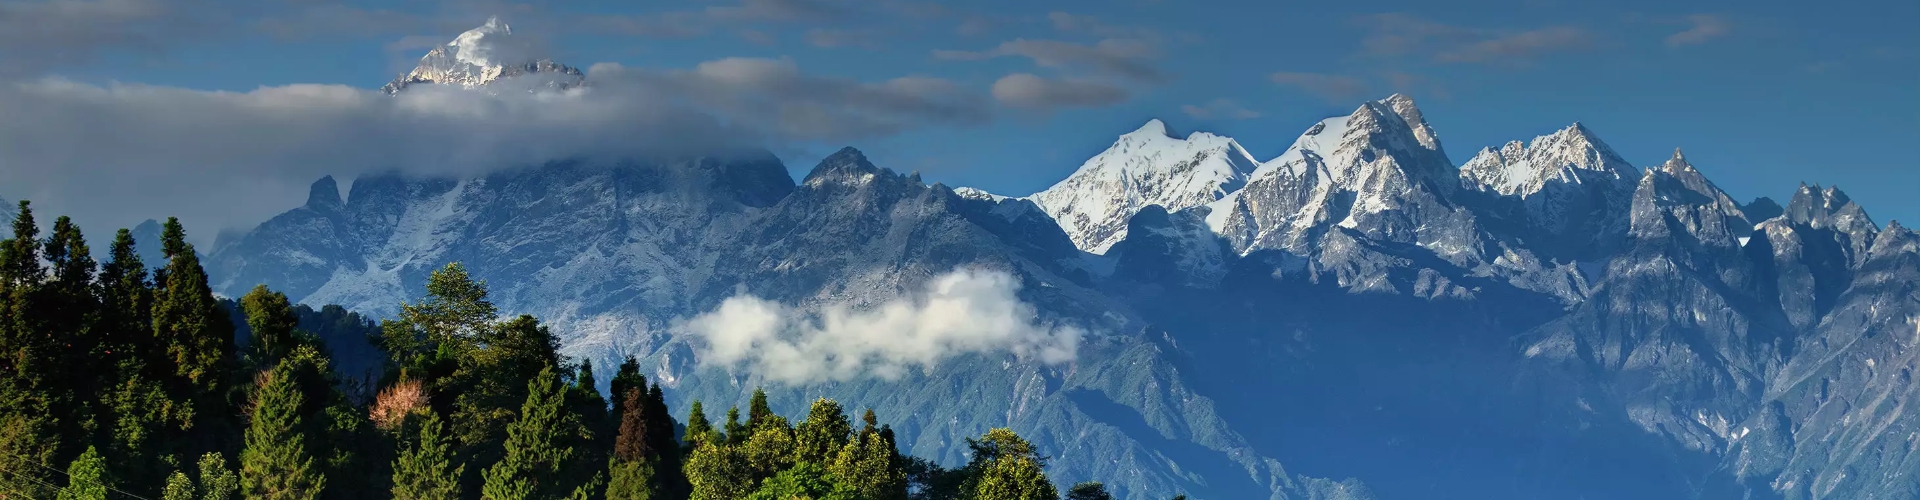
[56,446,109,500]
[392,410,463,500]
[748,388,773,430]
[241,359,327,499]
[1065,482,1114,500]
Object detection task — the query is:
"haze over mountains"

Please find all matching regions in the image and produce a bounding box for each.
[194,18,1917,500]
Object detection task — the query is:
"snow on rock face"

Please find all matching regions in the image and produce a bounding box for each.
[1458,123,1639,260]
[1030,118,1259,254]
[381,16,584,94]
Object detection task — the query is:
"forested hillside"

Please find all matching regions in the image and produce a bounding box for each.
[0,201,1112,500]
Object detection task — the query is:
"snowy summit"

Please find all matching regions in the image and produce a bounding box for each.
[381,16,584,94]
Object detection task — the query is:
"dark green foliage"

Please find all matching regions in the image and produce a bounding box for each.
[747,388,773,431]
[241,359,326,499]
[392,411,464,500]
[479,365,593,500]
[0,208,1097,500]
[1065,482,1113,500]
[724,406,747,446]
[684,400,713,449]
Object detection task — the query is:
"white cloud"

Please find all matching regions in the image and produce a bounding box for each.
[1181,99,1261,120]
[681,267,1083,384]
[0,58,988,241]
[1665,14,1731,47]
[937,38,1163,82]
[990,73,1128,111]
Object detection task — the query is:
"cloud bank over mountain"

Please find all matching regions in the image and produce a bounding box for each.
[681,268,1083,384]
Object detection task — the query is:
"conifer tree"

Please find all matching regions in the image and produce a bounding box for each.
[44,216,102,447]
[151,217,234,443]
[643,383,689,499]
[723,407,747,445]
[0,200,60,496]
[392,411,463,500]
[241,359,326,499]
[56,446,109,500]
[479,365,582,500]
[683,401,713,449]
[606,388,656,500]
[794,398,851,465]
[608,357,645,417]
[968,429,1056,500]
[747,388,773,430]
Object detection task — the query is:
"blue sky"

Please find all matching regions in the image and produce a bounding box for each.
[4,0,1917,234]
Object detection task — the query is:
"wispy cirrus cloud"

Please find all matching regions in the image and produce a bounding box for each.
[1356,13,1595,67]
[1180,99,1261,120]
[936,38,1164,83]
[1269,71,1369,103]
[1665,14,1731,47]
[990,73,1129,111]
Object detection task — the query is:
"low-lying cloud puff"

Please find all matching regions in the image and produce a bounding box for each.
[681,268,1083,385]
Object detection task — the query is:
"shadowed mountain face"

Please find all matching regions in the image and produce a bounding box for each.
[208,94,1917,500]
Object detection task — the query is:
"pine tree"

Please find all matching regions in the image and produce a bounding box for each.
[44,216,102,450]
[241,359,326,499]
[723,407,747,445]
[794,398,851,465]
[642,383,688,499]
[1065,482,1113,500]
[0,200,61,497]
[479,365,578,500]
[606,388,657,500]
[392,411,463,500]
[683,401,712,450]
[608,357,645,418]
[747,388,773,430]
[151,217,234,445]
[56,446,109,500]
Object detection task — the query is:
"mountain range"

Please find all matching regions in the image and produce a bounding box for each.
[198,19,1918,500]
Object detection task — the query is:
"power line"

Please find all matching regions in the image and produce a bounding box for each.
[0,466,57,500]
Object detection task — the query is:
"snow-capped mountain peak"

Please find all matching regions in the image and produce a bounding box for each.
[381,16,585,94]
[1030,119,1259,254]
[1461,122,1635,197]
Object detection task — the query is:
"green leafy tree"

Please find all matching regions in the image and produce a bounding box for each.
[241,285,301,367]
[56,446,109,500]
[968,429,1056,500]
[240,360,326,499]
[162,471,195,500]
[742,419,795,482]
[794,398,851,465]
[198,452,240,500]
[1065,482,1112,500]
[683,441,752,500]
[392,410,463,500]
[746,462,855,500]
[830,431,907,500]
